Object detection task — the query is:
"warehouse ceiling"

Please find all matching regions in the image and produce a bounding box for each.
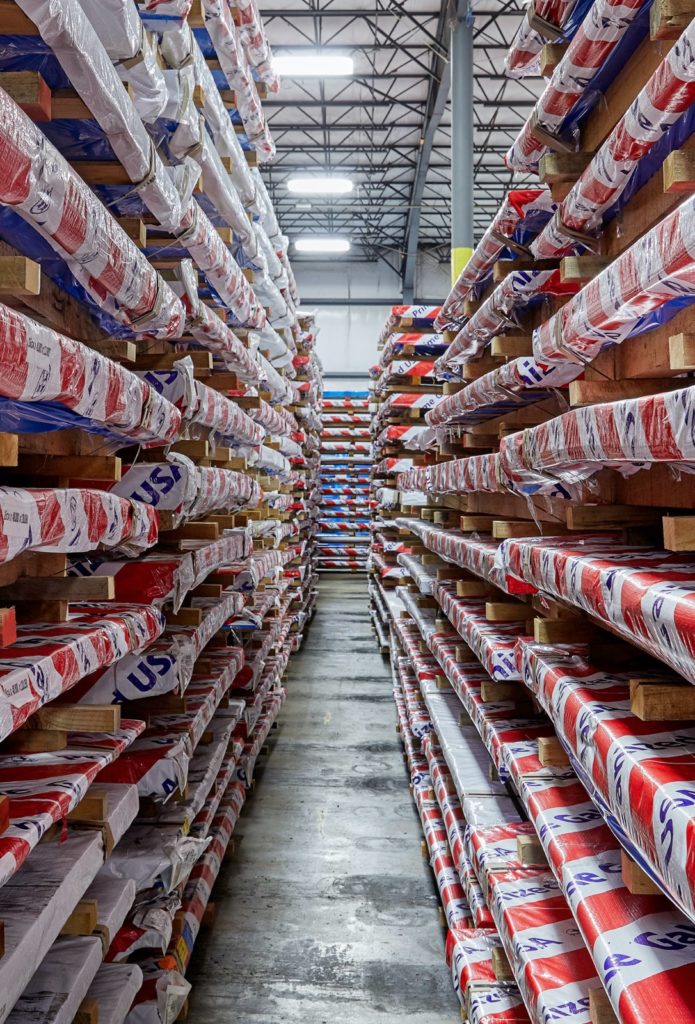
[259,0,544,280]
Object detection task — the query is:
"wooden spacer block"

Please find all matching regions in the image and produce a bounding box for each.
[68,789,109,823]
[0,576,114,603]
[630,678,695,721]
[538,736,570,767]
[167,607,203,627]
[17,454,121,481]
[461,515,493,532]
[0,71,51,120]
[669,332,695,370]
[60,899,98,936]
[74,997,99,1024]
[0,255,41,296]
[492,519,544,540]
[517,833,547,866]
[664,147,695,192]
[491,945,514,981]
[567,505,660,530]
[32,705,120,734]
[620,849,662,895]
[533,617,588,644]
[162,521,219,541]
[650,0,695,38]
[569,379,683,406]
[663,515,695,551]
[481,679,522,702]
[539,42,568,76]
[0,607,17,649]
[0,434,18,468]
[559,255,610,284]
[485,601,527,622]
[0,794,9,835]
[2,728,68,753]
[456,580,490,598]
[588,986,619,1024]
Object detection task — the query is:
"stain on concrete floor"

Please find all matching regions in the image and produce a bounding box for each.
[186,574,459,1022]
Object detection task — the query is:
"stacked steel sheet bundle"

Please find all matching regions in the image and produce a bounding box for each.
[0,0,321,1017]
[318,390,371,571]
[367,3,695,1017]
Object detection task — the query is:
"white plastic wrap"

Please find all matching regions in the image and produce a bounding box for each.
[6,936,103,1024]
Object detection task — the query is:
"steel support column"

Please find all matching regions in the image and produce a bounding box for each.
[450,0,475,284]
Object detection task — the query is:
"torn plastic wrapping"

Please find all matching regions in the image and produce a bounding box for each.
[436,269,578,372]
[181,293,262,382]
[518,640,695,924]
[6,934,104,1024]
[0,487,159,564]
[0,725,143,889]
[0,604,164,744]
[498,534,695,683]
[124,957,191,1024]
[195,129,256,250]
[534,193,695,369]
[201,0,274,159]
[532,22,695,257]
[505,0,650,172]
[0,830,105,1024]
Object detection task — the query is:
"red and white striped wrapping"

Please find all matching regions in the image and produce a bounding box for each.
[423,733,496,928]
[0,487,158,564]
[0,305,181,445]
[192,381,265,448]
[533,194,695,370]
[426,355,575,428]
[381,332,449,364]
[445,927,499,1008]
[497,383,695,489]
[374,424,429,453]
[506,1,578,75]
[0,91,183,338]
[183,297,262,383]
[321,441,371,456]
[413,776,473,929]
[487,866,598,1024]
[202,0,274,160]
[505,0,649,172]
[518,640,695,922]
[188,466,262,518]
[433,582,527,682]
[379,305,443,342]
[499,534,695,682]
[437,270,577,371]
[511,763,695,1024]
[397,455,503,496]
[435,190,556,327]
[467,820,540,897]
[0,604,164,744]
[0,722,144,888]
[532,22,695,257]
[249,397,298,437]
[468,983,532,1024]
[375,360,436,392]
[396,519,506,588]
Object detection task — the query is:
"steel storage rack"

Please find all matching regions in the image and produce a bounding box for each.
[369,5,695,1012]
[317,390,371,571]
[0,0,321,1019]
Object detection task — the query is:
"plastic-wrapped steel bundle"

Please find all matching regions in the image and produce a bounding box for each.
[508,756,695,1024]
[505,0,650,172]
[425,355,577,429]
[519,640,695,922]
[0,603,164,742]
[499,534,695,682]
[532,21,695,258]
[0,723,144,888]
[395,518,507,590]
[0,89,184,338]
[468,982,532,1024]
[505,0,585,76]
[379,305,443,343]
[436,269,576,372]
[381,332,449,363]
[435,191,556,328]
[0,304,182,445]
[446,927,498,1009]
[192,381,265,448]
[534,193,695,371]
[0,488,158,563]
[413,777,473,929]
[432,582,526,683]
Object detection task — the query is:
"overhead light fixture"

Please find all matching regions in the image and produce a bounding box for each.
[287,176,353,195]
[295,237,350,254]
[273,53,353,77]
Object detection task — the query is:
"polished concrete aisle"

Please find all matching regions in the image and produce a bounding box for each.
[187,574,460,1022]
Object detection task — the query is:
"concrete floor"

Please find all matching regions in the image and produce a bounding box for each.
[187,574,459,1022]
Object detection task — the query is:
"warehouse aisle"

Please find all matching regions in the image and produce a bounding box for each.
[187,574,459,1022]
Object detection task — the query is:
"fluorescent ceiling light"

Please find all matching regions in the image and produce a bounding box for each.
[287,176,353,195]
[273,53,353,76]
[295,237,350,254]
